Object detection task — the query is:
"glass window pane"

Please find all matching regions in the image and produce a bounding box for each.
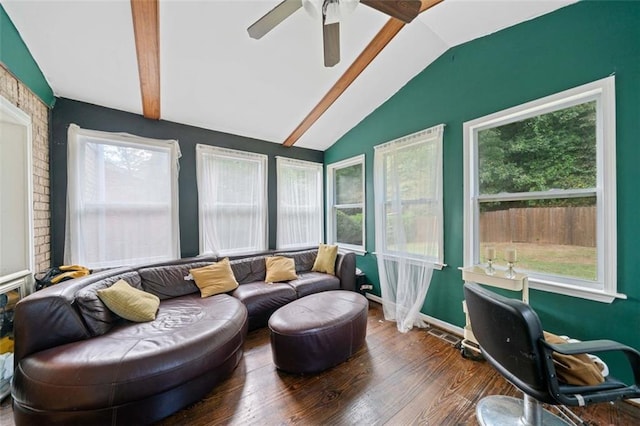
[335,163,362,205]
[277,158,322,249]
[84,140,171,204]
[384,202,439,258]
[0,123,29,276]
[78,140,175,267]
[336,207,363,246]
[385,142,437,202]
[479,197,596,281]
[478,101,596,195]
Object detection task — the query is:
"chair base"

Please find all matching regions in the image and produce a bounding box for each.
[476,395,570,426]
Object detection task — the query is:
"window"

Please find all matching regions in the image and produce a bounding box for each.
[463,76,619,302]
[0,95,33,284]
[197,145,268,256]
[374,124,444,266]
[326,155,365,253]
[65,125,181,268]
[276,157,323,249]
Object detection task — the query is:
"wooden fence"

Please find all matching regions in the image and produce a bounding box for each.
[480,206,596,247]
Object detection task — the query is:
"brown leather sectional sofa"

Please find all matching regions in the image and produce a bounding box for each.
[11,248,356,425]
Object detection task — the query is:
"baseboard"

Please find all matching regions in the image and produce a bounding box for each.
[365,293,464,337]
[628,398,640,407]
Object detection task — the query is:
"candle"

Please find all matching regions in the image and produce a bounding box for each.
[505,248,517,263]
[486,246,495,261]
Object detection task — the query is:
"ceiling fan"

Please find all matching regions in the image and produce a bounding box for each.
[247,0,422,67]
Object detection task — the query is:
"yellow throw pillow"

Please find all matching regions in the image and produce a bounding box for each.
[311,244,338,275]
[190,258,239,298]
[97,279,160,322]
[265,256,298,283]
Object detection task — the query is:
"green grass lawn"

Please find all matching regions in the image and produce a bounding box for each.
[480,242,597,281]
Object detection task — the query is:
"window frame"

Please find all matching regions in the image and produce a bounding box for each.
[374,124,445,268]
[326,154,366,254]
[276,156,324,250]
[196,145,268,256]
[0,95,34,287]
[65,125,181,268]
[463,76,621,303]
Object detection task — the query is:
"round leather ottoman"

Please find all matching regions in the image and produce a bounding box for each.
[268,290,368,374]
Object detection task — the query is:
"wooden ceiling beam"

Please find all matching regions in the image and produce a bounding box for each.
[131,0,161,120]
[283,0,443,147]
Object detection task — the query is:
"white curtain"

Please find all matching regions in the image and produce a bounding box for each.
[374,124,444,332]
[65,124,181,268]
[196,145,268,256]
[276,157,323,249]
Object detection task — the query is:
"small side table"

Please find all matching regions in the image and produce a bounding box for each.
[460,266,529,358]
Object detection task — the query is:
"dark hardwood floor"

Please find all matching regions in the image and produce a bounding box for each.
[2,301,639,425]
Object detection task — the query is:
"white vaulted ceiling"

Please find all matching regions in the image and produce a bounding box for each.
[2,0,575,150]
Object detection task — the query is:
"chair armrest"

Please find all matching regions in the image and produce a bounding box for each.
[543,339,638,356]
[542,339,640,385]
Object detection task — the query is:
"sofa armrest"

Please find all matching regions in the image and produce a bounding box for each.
[12,267,133,365]
[13,291,91,365]
[335,252,356,292]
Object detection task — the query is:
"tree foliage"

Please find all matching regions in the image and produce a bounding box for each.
[478,101,597,201]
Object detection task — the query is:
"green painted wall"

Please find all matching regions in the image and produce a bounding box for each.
[0,4,54,107]
[325,0,640,364]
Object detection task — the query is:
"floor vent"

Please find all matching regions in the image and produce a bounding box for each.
[428,328,461,346]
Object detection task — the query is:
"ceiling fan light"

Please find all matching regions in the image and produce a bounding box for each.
[302,0,359,24]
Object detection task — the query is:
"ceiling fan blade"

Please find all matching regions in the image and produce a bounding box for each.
[360,0,422,23]
[247,0,303,39]
[323,21,340,67]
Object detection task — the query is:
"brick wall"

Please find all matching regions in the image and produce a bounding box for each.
[0,64,51,273]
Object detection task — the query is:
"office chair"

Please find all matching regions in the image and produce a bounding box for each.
[463,283,640,426]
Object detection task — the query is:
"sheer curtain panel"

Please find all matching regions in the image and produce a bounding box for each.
[276,157,323,249]
[374,124,444,332]
[65,124,181,268]
[196,145,268,256]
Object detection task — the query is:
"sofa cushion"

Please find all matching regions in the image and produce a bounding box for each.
[12,294,247,412]
[138,262,210,300]
[286,272,340,298]
[97,279,160,322]
[230,256,267,284]
[312,244,338,275]
[276,249,317,273]
[75,271,143,336]
[231,282,296,327]
[190,258,239,298]
[265,256,298,283]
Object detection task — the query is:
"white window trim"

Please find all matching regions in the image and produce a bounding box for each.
[196,145,268,256]
[463,76,622,303]
[0,95,34,289]
[326,154,366,255]
[276,156,323,250]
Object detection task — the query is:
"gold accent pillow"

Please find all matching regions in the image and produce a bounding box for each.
[265,256,298,283]
[311,244,338,275]
[190,258,239,298]
[97,279,160,322]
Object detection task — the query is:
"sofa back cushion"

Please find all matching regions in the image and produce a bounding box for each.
[75,271,143,336]
[230,256,266,285]
[276,249,318,273]
[138,262,210,299]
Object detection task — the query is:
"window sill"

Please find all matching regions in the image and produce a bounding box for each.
[372,252,446,269]
[337,246,367,256]
[529,277,626,304]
